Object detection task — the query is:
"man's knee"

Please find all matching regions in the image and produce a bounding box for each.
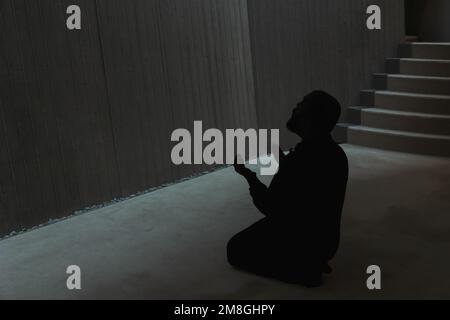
[227,220,269,268]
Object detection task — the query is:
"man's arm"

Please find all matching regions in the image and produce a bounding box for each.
[234,161,274,217]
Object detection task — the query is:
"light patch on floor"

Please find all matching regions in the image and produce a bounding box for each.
[1,144,450,299]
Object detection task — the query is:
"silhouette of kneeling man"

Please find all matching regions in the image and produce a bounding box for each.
[228,91,348,287]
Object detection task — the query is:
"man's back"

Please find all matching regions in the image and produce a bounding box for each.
[266,135,348,259]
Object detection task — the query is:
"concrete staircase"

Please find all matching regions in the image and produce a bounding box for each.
[335,41,450,157]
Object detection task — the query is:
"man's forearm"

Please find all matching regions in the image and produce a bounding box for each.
[243,170,262,189]
[242,170,274,217]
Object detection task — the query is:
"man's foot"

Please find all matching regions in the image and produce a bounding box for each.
[297,274,323,288]
[322,263,332,274]
[290,271,323,288]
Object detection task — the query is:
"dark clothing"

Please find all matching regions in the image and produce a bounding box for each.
[227,134,348,286]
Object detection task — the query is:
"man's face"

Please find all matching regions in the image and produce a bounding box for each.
[286,101,309,136]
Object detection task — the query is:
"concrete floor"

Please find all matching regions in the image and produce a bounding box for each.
[1,144,450,299]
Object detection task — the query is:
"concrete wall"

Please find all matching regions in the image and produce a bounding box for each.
[0,0,257,236]
[0,0,404,237]
[247,0,405,146]
[405,0,450,42]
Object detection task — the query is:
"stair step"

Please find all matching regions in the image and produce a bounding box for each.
[332,123,351,143]
[347,125,450,157]
[347,106,371,125]
[361,108,450,135]
[399,42,450,60]
[386,58,450,77]
[384,74,450,95]
[405,35,419,42]
[360,89,376,106]
[374,91,450,114]
[347,41,450,157]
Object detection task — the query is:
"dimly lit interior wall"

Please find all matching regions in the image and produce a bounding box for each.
[405,0,450,42]
[405,0,426,37]
[0,0,404,236]
[247,0,405,147]
[0,0,257,236]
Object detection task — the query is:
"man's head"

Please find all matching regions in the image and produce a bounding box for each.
[286,90,341,138]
